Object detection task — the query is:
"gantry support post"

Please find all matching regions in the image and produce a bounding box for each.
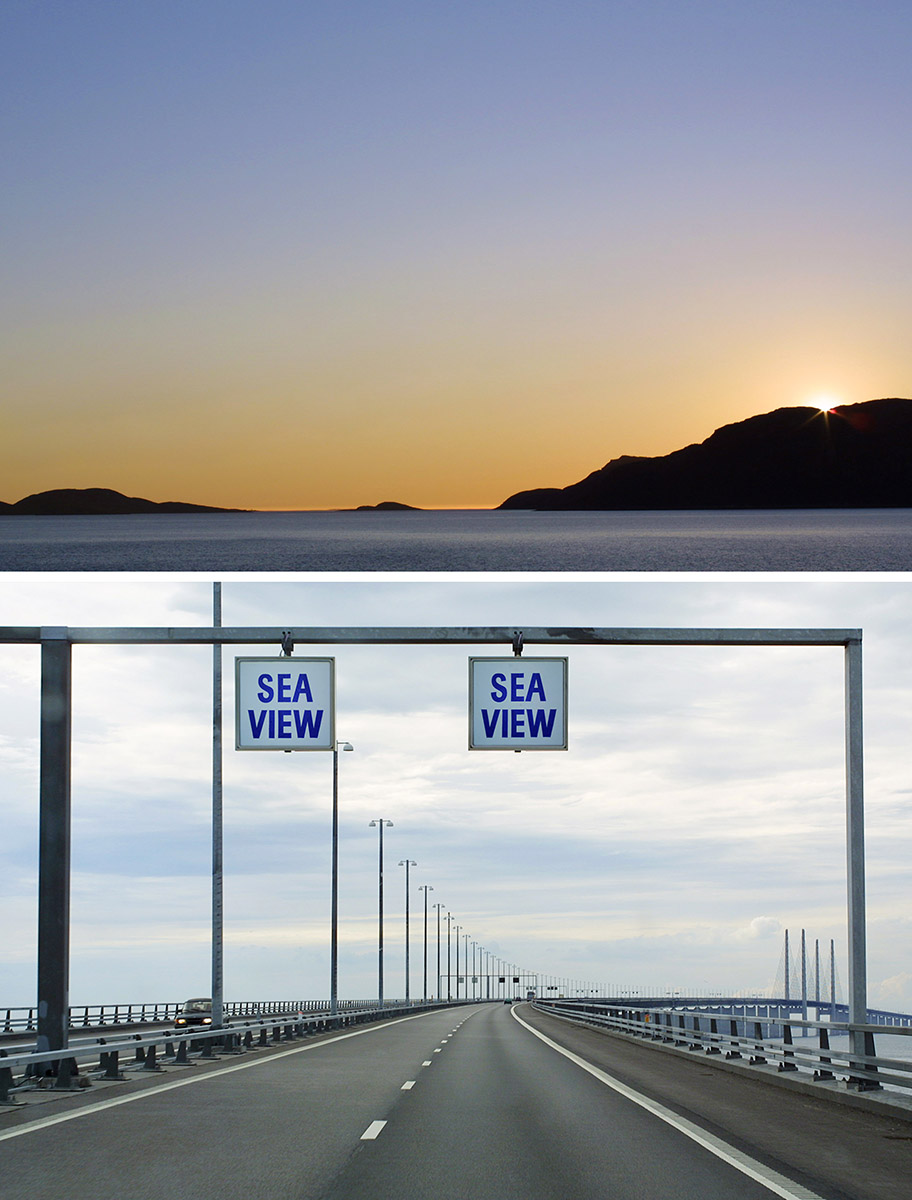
[845,636,878,1088]
[36,629,72,1058]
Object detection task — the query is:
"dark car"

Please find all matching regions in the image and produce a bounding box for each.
[175,997,214,1027]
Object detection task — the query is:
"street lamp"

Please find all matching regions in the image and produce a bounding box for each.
[368,819,393,1006]
[399,859,417,1001]
[433,902,445,1001]
[446,911,452,1001]
[418,884,433,1001]
[330,741,353,1018]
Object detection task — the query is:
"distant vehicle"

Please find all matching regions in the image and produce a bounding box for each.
[175,997,214,1027]
[525,990,536,1001]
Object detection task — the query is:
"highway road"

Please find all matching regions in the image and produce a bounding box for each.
[1,1002,906,1199]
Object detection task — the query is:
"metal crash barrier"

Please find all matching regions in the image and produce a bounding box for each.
[0,1000,470,1106]
[532,1000,912,1097]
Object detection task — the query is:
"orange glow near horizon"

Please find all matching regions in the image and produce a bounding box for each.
[1,380,901,511]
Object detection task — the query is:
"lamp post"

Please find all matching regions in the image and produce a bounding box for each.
[454,924,461,999]
[418,884,433,1001]
[330,741,353,1018]
[446,911,452,1001]
[399,859,417,1001]
[433,902,444,1001]
[368,819,393,1006]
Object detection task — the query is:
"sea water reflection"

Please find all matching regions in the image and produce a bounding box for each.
[1,509,912,571]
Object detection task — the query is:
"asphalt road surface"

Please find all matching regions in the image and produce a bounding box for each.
[1,1003,907,1199]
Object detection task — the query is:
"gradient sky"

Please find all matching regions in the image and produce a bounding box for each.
[3,2,912,509]
[2,574,911,1010]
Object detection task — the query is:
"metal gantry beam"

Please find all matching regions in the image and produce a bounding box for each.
[2,625,860,646]
[17,622,866,1055]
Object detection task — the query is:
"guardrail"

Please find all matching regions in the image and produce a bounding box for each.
[0,999,472,1106]
[2,998,413,1034]
[533,1000,912,1098]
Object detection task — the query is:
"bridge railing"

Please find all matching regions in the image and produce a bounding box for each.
[2,998,412,1034]
[533,1000,912,1097]
[0,999,473,1106]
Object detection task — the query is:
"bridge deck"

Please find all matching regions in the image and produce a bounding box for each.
[1,1003,907,1200]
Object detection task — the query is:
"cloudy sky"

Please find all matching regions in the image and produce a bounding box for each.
[2,572,911,1012]
[3,1,912,509]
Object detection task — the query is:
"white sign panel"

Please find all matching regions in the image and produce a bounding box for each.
[235,657,335,750]
[469,657,568,750]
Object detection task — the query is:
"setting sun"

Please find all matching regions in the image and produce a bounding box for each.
[809,394,844,414]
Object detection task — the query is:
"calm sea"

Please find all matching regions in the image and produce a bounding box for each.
[1,509,912,572]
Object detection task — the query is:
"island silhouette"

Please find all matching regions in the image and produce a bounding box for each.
[0,488,245,515]
[3,398,911,514]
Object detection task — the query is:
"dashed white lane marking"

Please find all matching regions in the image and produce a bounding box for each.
[0,1009,444,1144]
[360,1120,387,1140]
[511,1008,828,1200]
[401,1081,416,1090]
[422,1060,432,1066]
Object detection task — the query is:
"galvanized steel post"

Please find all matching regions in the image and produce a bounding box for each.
[845,636,870,1068]
[211,583,224,1028]
[331,745,340,1016]
[37,629,72,1056]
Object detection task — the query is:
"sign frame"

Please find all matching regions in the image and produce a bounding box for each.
[235,655,336,751]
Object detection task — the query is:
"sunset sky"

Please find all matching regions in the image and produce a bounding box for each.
[4,1,912,509]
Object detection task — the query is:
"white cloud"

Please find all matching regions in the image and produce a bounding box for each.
[870,973,912,1014]
[736,916,782,941]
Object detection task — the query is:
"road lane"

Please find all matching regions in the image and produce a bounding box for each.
[319,1003,833,1200]
[0,1007,474,1200]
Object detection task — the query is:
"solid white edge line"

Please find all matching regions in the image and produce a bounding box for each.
[510,1008,827,1200]
[360,1119,387,1140]
[0,1009,441,1144]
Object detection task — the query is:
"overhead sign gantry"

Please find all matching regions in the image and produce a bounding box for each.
[2,622,868,1071]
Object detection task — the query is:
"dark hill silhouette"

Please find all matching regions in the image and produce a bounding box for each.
[0,488,244,515]
[498,398,912,510]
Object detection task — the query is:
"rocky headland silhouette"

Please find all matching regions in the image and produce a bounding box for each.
[498,398,912,510]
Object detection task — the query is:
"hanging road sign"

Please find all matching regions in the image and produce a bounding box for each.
[469,657,568,750]
[235,657,335,750]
